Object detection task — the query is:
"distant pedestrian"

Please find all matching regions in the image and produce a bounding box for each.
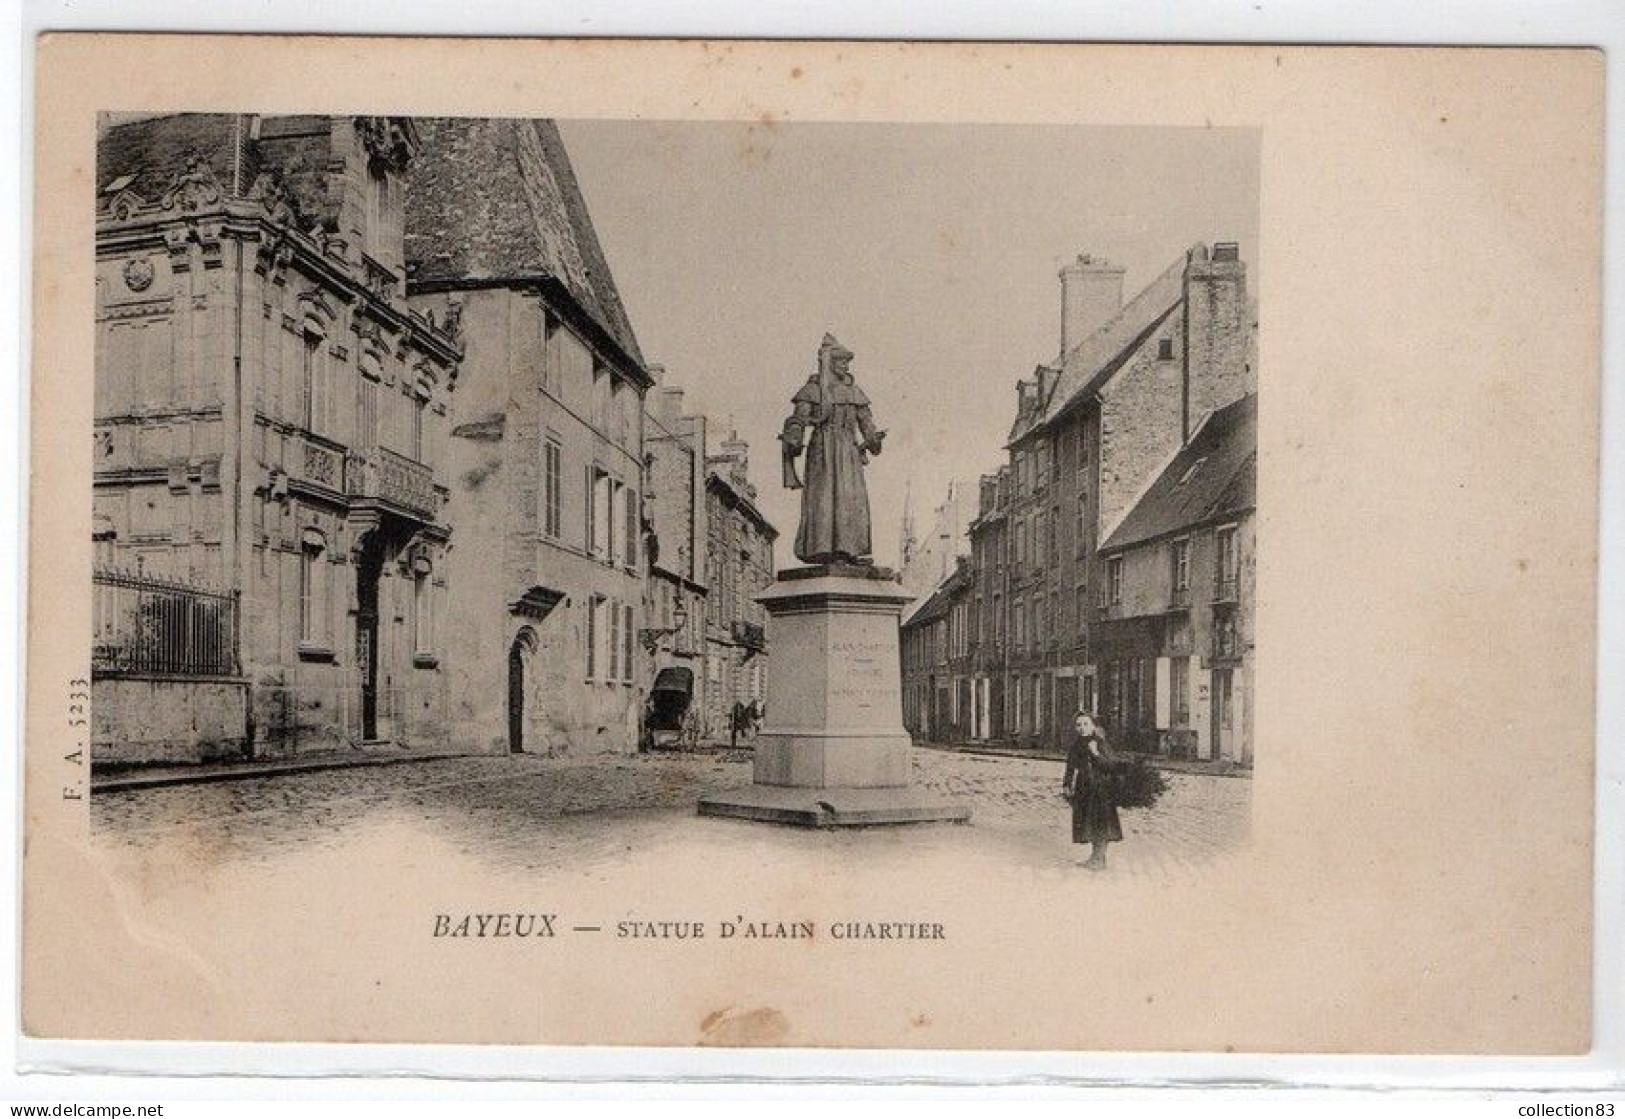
[1063,710,1125,870]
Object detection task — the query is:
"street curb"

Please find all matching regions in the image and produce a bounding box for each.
[911,740,1253,778]
[91,752,477,795]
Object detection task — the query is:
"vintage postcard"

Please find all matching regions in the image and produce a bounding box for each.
[22,36,1603,1058]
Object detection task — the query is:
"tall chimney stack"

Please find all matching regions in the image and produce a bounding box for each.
[1059,253,1126,356]
[1182,241,1250,440]
[657,384,685,431]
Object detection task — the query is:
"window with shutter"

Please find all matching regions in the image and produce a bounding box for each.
[624,490,639,570]
[591,594,604,682]
[585,465,596,555]
[622,603,635,683]
[543,438,562,538]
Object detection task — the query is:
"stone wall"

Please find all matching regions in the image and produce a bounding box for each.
[92,676,250,767]
[1098,325,1185,538]
[435,287,646,757]
[1184,248,1253,431]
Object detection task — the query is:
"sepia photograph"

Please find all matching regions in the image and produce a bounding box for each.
[21,36,1605,1063]
[86,112,1258,875]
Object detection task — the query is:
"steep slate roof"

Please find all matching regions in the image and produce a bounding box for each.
[1101,394,1256,553]
[98,114,357,232]
[97,113,256,207]
[1003,248,1198,451]
[1033,249,1192,434]
[405,117,645,370]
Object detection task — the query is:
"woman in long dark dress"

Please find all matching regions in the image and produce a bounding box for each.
[1063,710,1124,870]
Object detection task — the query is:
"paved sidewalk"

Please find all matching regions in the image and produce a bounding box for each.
[92,742,472,794]
[92,745,1251,881]
[913,737,1253,777]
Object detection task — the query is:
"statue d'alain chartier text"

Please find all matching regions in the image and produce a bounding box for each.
[778,333,887,567]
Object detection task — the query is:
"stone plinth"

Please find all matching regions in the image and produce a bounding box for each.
[699,565,970,828]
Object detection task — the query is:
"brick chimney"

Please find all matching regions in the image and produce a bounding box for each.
[1182,241,1251,440]
[1059,253,1125,356]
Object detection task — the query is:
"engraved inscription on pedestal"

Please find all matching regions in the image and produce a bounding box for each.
[699,567,969,826]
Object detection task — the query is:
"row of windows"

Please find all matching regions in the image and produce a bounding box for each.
[1008,424,1095,503]
[538,435,640,572]
[980,496,1094,579]
[1099,526,1240,608]
[705,507,772,630]
[300,331,433,460]
[940,531,1242,658]
[542,315,642,451]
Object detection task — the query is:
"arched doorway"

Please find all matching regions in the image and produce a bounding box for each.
[508,628,537,754]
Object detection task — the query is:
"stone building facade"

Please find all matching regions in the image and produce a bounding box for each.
[953,243,1256,760]
[1096,394,1255,762]
[900,558,975,742]
[640,368,711,736]
[90,112,671,765]
[405,116,652,757]
[92,114,462,764]
[702,437,776,740]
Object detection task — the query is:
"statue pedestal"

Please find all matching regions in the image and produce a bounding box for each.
[699,565,971,828]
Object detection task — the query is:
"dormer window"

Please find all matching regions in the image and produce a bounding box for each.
[1158,337,1175,361]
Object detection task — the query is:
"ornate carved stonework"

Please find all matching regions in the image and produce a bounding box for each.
[248,171,298,226]
[102,298,175,321]
[108,190,145,222]
[163,221,224,270]
[121,258,155,292]
[160,155,223,213]
[441,299,463,344]
[255,230,294,279]
[356,117,418,172]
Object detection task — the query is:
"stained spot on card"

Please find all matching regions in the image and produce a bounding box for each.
[698,1005,790,1046]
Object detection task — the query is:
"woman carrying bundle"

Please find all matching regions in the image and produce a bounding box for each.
[1062,710,1126,871]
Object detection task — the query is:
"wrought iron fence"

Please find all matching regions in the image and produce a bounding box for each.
[92,568,239,677]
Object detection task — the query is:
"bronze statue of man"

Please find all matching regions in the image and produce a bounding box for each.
[779,334,886,566]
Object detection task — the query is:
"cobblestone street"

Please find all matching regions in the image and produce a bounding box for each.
[92,746,1250,880]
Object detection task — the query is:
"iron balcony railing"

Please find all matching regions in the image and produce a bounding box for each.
[92,567,239,677]
[1214,576,1239,603]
